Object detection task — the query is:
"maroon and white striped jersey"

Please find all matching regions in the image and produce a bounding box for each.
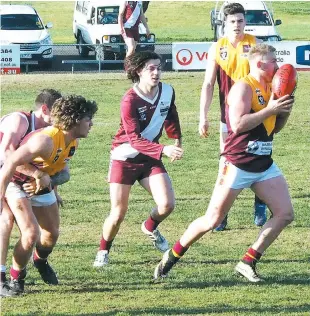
[111,82,182,163]
[123,1,142,29]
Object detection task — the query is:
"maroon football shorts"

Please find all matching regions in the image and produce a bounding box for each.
[122,27,140,42]
[108,159,167,185]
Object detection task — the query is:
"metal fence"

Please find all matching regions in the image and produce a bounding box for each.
[19,43,173,74]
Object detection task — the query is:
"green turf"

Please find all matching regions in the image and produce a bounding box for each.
[2,1,310,43]
[1,72,309,315]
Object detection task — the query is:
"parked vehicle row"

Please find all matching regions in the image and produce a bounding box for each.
[0,4,53,68]
[73,1,156,61]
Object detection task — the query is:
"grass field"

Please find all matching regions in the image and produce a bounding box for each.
[1,71,310,315]
[2,1,310,43]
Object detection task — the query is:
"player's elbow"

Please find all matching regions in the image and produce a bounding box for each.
[230,121,242,134]
[202,81,214,93]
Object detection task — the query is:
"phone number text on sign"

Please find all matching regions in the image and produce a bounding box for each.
[0,45,21,75]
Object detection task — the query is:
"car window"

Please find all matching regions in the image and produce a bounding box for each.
[245,10,272,26]
[0,14,44,30]
[97,6,118,25]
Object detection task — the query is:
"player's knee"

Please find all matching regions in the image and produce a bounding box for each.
[22,226,40,249]
[0,209,15,230]
[42,228,59,245]
[281,209,294,225]
[109,207,127,225]
[127,46,135,56]
[158,200,175,214]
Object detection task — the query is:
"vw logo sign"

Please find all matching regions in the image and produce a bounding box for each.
[176,49,193,66]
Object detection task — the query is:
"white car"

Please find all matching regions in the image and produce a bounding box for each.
[0,4,54,68]
[211,1,282,42]
[73,0,155,60]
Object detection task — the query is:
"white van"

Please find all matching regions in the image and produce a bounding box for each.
[0,4,54,68]
[73,0,155,60]
[211,1,282,42]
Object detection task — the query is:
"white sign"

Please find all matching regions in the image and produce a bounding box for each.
[0,45,20,75]
[172,41,310,71]
[172,42,212,70]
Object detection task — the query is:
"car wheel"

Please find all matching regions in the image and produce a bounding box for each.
[78,34,89,57]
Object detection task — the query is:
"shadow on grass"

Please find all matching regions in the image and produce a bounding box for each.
[22,272,309,295]
[12,304,310,315]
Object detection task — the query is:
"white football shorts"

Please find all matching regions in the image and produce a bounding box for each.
[218,159,283,189]
[5,182,57,207]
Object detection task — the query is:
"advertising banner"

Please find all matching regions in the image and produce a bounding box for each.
[0,45,21,75]
[172,41,310,71]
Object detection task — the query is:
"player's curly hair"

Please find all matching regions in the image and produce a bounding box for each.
[124,51,162,83]
[35,89,62,110]
[223,3,245,18]
[51,95,98,131]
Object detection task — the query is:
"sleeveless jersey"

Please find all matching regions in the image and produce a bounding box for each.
[223,74,276,172]
[0,111,34,165]
[12,126,77,186]
[123,1,142,29]
[215,34,257,123]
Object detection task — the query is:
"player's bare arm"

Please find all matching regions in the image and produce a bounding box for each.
[229,83,294,134]
[229,82,272,134]
[0,113,50,188]
[140,10,150,36]
[0,113,29,155]
[118,1,126,33]
[0,133,53,201]
[199,43,218,137]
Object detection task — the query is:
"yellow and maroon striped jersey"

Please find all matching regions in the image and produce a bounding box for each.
[12,126,77,186]
[223,74,276,172]
[215,34,257,123]
[32,126,77,176]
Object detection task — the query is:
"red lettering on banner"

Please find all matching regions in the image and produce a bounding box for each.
[196,52,208,61]
[0,68,20,75]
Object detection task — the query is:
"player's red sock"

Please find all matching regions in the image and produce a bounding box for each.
[172,240,189,258]
[144,215,161,232]
[242,247,262,266]
[10,267,26,280]
[99,237,114,252]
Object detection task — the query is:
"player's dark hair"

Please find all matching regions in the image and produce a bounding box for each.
[51,95,98,131]
[35,89,62,110]
[124,51,162,83]
[223,3,245,19]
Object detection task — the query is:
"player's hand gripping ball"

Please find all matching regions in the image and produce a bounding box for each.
[272,64,297,99]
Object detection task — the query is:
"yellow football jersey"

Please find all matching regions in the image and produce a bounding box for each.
[33,126,78,176]
[215,34,257,123]
[241,74,276,136]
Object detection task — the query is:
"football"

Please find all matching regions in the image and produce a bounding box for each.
[272,64,297,99]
